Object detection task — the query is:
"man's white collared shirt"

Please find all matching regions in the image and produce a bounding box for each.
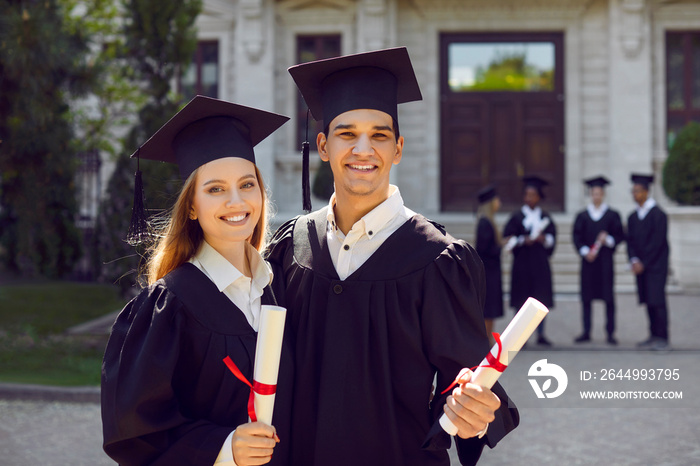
[636,198,657,221]
[326,185,415,281]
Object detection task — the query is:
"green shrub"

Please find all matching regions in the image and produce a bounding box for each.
[663,122,700,205]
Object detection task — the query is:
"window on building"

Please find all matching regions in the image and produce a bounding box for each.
[181,41,219,100]
[448,41,555,92]
[666,31,700,148]
[296,35,341,149]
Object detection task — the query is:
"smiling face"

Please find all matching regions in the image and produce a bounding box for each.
[317,108,403,207]
[191,157,262,253]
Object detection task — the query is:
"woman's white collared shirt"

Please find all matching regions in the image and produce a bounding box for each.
[189,240,273,332]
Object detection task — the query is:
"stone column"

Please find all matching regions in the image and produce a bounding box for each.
[234,0,277,189]
[607,0,653,213]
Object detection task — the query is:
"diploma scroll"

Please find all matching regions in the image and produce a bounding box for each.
[439,297,549,436]
[252,305,287,426]
[504,218,551,252]
[530,217,550,240]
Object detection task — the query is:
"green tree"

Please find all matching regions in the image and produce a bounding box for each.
[663,121,700,206]
[0,0,97,277]
[96,0,202,293]
[470,52,553,92]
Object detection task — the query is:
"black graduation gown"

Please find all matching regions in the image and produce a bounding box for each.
[101,263,293,466]
[266,208,519,466]
[503,208,557,309]
[627,205,669,307]
[572,207,625,303]
[475,217,504,319]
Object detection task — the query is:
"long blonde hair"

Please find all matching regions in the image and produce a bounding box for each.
[477,197,502,244]
[145,165,269,286]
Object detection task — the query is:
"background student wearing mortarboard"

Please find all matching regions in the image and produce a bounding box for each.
[474,185,506,347]
[627,173,670,351]
[572,176,625,345]
[266,47,518,466]
[101,96,293,466]
[503,175,557,346]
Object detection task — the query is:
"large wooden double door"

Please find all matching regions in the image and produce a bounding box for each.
[440,32,565,212]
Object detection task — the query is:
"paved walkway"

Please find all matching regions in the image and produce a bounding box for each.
[0,293,698,465]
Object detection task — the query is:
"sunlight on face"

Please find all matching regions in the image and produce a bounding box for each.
[317,109,403,203]
[192,157,262,252]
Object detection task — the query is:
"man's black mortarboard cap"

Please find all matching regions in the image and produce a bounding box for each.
[132,95,289,180]
[126,95,289,246]
[288,47,422,213]
[522,175,549,198]
[584,176,610,188]
[477,185,498,204]
[630,173,654,189]
[288,46,423,129]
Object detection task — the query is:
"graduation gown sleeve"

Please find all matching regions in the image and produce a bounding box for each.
[572,211,587,254]
[609,210,625,248]
[628,207,668,274]
[102,264,293,466]
[421,241,519,465]
[101,286,233,466]
[476,217,500,259]
[475,218,504,319]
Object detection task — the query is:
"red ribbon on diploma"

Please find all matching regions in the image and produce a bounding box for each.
[223,356,277,422]
[440,332,508,395]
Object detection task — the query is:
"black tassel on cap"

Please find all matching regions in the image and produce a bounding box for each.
[126,148,151,246]
[301,108,312,212]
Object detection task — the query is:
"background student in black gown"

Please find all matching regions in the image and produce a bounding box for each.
[101,96,292,466]
[503,175,557,346]
[572,176,625,345]
[267,47,518,466]
[627,173,670,351]
[475,185,505,346]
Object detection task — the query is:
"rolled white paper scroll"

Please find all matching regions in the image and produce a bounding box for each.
[439,297,549,435]
[530,217,550,240]
[252,304,287,425]
[504,218,551,252]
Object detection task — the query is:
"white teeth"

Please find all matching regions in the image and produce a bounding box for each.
[223,214,246,222]
[349,164,374,171]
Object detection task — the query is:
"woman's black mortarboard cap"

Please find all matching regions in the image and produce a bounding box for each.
[132,95,290,180]
[584,176,610,188]
[630,173,654,189]
[477,185,498,204]
[288,47,422,213]
[126,95,289,246]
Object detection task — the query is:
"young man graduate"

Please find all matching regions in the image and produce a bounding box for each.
[572,176,625,345]
[627,173,670,350]
[266,47,518,466]
[503,175,557,346]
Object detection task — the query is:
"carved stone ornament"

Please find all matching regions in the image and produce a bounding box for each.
[241,0,264,62]
[619,0,645,58]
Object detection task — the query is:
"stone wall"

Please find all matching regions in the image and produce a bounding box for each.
[668,207,700,292]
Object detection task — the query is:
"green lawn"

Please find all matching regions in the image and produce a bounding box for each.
[0,281,128,386]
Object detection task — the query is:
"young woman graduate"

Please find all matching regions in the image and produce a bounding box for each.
[474,185,505,347]
[101,96,292,466]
